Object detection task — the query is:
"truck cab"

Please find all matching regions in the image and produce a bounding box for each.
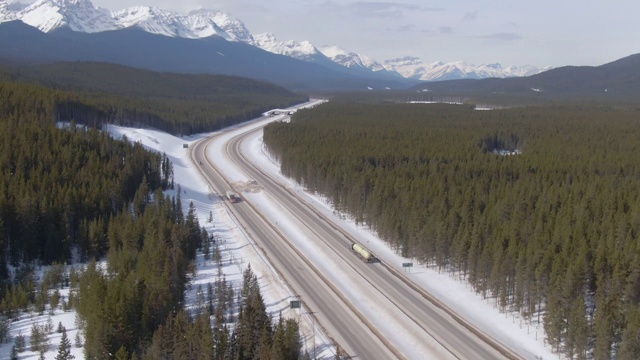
[226,190,240,203]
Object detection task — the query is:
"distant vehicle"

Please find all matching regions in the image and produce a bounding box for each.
[351,243,374,263]
[226,190,240,203]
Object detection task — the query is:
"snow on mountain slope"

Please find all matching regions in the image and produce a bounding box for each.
[17,0,116,33]
[0,1,17,22]
[112,6,231,39]
[384,56,550,81]
[4,0,33,12]
[189,9,255,44]
[254,32,323,61]
[0,0,548,81]
[3,0,243,40]
[320,45,386,72]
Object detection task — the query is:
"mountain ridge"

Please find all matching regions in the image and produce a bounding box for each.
[0,0,548,81]
[383,56,551,81]
[0,20,416,91]
[411,52,640,98]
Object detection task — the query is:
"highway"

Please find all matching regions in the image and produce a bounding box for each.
[191,103,529,360]
[191,123,400,359]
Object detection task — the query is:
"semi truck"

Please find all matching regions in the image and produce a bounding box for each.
[226,190,240,203]
[351,243,374,263]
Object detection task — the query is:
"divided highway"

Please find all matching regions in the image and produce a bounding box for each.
[191,123,400,359]
[191,105,529,360]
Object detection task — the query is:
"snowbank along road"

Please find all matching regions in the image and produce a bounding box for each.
[191,101,531,360]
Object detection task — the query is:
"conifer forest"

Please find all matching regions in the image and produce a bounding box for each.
[264,101,640,359]
[0,74,306,359]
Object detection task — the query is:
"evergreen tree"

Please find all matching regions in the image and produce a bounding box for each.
[14,331,25,352]
[194,311,214,360]
[115,345,129,360]
[74,331,82,348]
[203,227,211,260]
[0,316,8,343]
[55,327,75,360]
[30,323,44,352]
[213,307,229,360]
[283,318,303,359]
[619,306,640,360]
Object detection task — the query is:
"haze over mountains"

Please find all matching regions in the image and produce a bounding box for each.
[411,52,640,98]
[0,0,549,82]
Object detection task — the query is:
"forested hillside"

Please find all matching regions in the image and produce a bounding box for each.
[263,101,640,359]
[0,82,171,268]
[0,62,308,135]
[0,79,306,358]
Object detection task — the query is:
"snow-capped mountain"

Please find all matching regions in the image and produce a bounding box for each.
[111,6,233,40]
[1,0,253,41]
[254,32,324,62]
[0,0,548,82]
[319,45,386,72]
[384,56,550,81]
[188,9,254,44]
[0,1,16,22]
[17,0,116,33]
[4,0,30,12]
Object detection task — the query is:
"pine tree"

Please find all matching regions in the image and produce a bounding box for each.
[55,327,75,360]
[0,316,9,343]
[619,306,640,360]
[45,315,54,334]
[203,227,211,260]
[283,318,302,359]
[194,311,214,360]
[115,345,129,360]
[30,323,43,352]
[14,331,25,352]
[74,331,82,348]
[567,296,588,359]
[207,282,214,314]
[213,306,229,360]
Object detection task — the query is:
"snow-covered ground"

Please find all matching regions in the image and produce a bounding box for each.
[2,101,558,359]
[105,119,338,359]
[0,288,85,359]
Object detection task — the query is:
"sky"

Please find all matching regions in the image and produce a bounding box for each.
[87,0,640,68]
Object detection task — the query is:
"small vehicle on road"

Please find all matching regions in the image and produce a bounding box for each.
[351,243,375,263]
[226,190,240,203]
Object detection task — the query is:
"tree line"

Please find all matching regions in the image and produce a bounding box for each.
[0,82,171,268]
[0,62,308,136]
[263,101,640,359]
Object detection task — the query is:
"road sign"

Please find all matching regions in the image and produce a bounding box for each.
[402,263,414,267]
[290,300,301,309]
